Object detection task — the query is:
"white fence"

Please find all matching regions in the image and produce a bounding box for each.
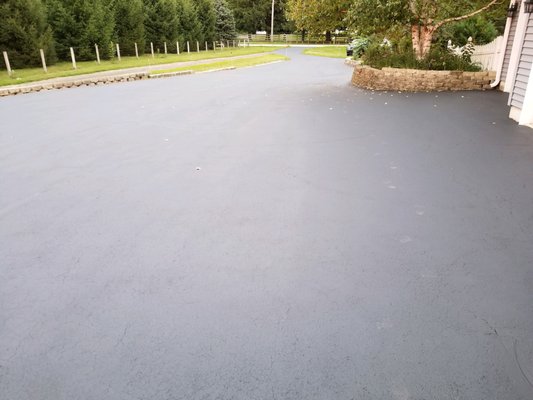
[471,36,504,71]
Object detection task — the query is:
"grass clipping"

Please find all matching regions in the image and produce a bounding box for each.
[152,54,288,75]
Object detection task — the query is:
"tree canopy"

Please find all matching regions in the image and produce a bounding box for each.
[286,0,350,36]
[229,0,293,34]
[347,0,502,58]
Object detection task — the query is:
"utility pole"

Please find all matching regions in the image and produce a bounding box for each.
[270,0,275,42]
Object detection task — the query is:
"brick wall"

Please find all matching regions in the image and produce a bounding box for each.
[351,65,496,92]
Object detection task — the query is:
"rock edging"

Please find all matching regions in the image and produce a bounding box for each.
[351,65,496,92]
[0,72,150,97]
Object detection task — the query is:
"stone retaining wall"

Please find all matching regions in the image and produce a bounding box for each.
[351,65,496,92]
[0,70,194,97]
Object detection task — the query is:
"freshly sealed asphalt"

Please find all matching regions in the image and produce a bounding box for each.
[1,48,532,400]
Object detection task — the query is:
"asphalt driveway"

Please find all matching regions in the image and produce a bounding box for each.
[1,48,532,400]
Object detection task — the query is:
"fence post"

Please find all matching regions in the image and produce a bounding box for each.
[95,44,101,64]
[3,51,12,76]
[150,42,155,58]
[187,41,190,54]
[116,43,121,61]
[70,47,77,69]
[40,49,47,73]
[164,42,168,55]
[135,42,139,59]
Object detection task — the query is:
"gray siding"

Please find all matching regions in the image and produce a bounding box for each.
[511,14,533,109]
[502,8,520,81]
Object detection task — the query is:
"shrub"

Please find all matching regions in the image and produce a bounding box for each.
[362,42,481,72]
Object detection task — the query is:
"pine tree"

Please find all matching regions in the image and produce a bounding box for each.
[214,0,236,41]
[0,0,56,68]
[114,0,145,56]
[46,0,115,61]
[177,0,202,45]
[144,0,180,53]
[196,0,216,44]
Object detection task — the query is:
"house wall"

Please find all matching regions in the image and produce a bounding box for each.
[501,1,521,88]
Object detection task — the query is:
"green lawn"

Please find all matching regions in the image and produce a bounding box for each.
[302,46,347,59]
[0,46,285,87]
[152,54,288,75]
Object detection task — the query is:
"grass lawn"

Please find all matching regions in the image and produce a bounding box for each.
[0,46,285,87]
[302,46,347,59]
[152,54,288,75]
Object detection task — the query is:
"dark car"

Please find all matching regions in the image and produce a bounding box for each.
[346,42,355,57]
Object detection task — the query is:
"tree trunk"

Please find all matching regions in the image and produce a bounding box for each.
[301,29,306,42]
[411,24,436,60]
[325,30,332,44]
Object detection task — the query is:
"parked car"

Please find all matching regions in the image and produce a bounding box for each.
[346,42,355,57]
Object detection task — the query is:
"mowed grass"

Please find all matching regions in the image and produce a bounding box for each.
[302,46,347,59]
[0,46,285,87]
[152,54,288,74]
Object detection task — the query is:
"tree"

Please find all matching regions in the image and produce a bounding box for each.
[229,0,270,33]
[46,0,115,61]
[228,0,293,34]
[214,0,237,41]
[177,0,202,45]
[286,0,349,41]
[347,0,501,60]
[114,0,145,56]
[144,0,180,53]
[196,0,217,43]
[0,0,56,68]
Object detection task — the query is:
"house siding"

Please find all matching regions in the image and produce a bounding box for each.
[510,14,533,109]
[502,7,520,82]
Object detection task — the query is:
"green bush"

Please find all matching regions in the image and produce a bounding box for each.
[350,37,370,59]
[362,42,481,72]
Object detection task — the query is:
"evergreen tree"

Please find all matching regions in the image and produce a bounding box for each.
[114,0,145,56]
[0,0,56,68]
[144,0,180,53]
[177,0,202,45]
[46,0,115,61]
[196,0,216,44]
[214,0,236,41]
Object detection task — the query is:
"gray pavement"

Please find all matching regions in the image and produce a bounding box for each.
[1,47,532,400]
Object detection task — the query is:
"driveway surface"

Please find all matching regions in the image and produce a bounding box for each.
[1,48,532,400]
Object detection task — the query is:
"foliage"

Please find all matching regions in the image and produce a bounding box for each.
[215,0,237,41]
[362,41,481,71]
[196,0,217,43]
[0,0,56,67]
[144,0,180,53]
[347,0,501,59]
[438,15,498,46]
[114,0,145,56]
[228,0,293,34]
[286,0,350,36]
[350,37,371,58]
[46,0,115,61]
[178,0,203,45]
